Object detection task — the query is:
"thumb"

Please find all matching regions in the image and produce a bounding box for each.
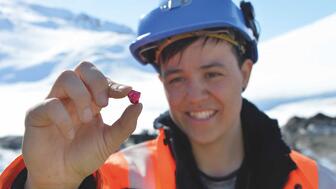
[103,103,143,153]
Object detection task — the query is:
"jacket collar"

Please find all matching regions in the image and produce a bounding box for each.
[236,98,297,189]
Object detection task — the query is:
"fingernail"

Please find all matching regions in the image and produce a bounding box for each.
[116,85,130,91]
[82,107,93,123]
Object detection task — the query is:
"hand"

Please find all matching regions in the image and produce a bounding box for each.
[22,61,142,189]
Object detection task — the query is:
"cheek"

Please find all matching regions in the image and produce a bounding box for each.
[208,79,242,100]
[164,86,186,108]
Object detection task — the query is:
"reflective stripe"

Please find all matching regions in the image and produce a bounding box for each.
[122,142,156,189]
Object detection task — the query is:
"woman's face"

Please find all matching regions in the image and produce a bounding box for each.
[160,39,253,145]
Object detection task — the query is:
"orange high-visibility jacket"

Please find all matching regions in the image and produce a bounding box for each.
[0,129,318,189]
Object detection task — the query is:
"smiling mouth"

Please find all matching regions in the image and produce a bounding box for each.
[187,110,217,120]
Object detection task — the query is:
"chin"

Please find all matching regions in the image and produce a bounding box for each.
[186,130,221,146]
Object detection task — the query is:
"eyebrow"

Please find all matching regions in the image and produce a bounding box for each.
[200,62,226,70]
[162,68,182,78]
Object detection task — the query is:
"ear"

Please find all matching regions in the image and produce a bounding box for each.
[240,59,253,91]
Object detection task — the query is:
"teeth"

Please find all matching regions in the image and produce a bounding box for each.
[189,110,215,119]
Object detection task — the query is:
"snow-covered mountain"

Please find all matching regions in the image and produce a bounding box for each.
[0,0,153,80]
[0,0,165,138]
[0,1,167,172]
[0,0,133,33]
[245,13,336,108]
[0,0,335,138]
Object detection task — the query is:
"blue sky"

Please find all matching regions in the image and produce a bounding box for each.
[26,0,336,41]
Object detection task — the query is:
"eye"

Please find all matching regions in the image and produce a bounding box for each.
[205,72,222,79]
[168,76,185,85]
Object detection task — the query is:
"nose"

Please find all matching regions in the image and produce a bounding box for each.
[186,80,209,103]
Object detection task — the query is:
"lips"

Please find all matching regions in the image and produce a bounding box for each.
[187,110,217,120]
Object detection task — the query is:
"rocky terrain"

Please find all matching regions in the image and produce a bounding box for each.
[282,113,336,172]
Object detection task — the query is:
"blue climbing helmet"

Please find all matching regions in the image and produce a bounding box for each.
[130,0,260,68]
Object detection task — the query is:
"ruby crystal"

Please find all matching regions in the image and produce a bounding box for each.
[127,90,141,104]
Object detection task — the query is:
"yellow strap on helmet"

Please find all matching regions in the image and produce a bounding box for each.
[154,30,245,64]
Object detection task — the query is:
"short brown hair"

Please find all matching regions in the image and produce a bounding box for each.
[156,36,245,74]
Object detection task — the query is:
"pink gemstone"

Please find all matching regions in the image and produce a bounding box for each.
[127,90,141,104]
